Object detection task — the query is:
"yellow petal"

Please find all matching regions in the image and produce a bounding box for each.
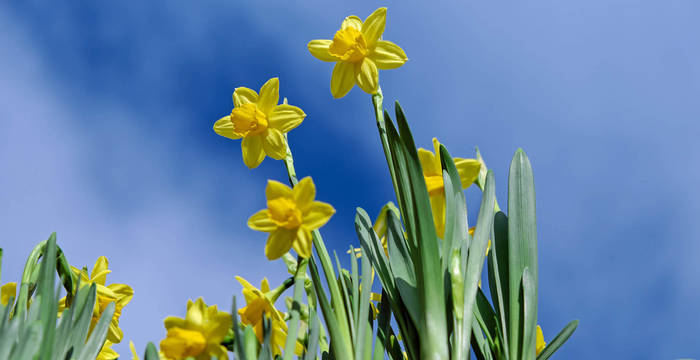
[163,316,186,330]
[129,341,140,360]
[308,40,336,62]
[418,148,440,176]
[248,209,277,232]
[262,128,287,160]
[293,177,316,211]
[268,104,306,133]
[91,256,110,285]
[371,40,407,70]
[291,228,313,258]
[186,298,206,326]
[266,180,293,200]
[362,7,386,48]
[430,194,446,238]
[266,228,297,260]
[233,87,259,108]
[1,282,17,306]
[107,283,134,308]
[341,15,362,30]
[330,61,355,99]
[241,135,265,169]
[354,58,379,94]
[257,78,279,115]
[107,319,123,343]
[261,278,271,293]
[302,201,335,230]
[536,325,547,355]
[213,116,242,140]
[432,138,443,164]
[455,158,481,189]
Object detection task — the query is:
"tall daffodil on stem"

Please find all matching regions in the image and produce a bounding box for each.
[159,298,231,360]
[248,177,335,260]
[213,77,306,168]
[418,138,481,238]
[308,7,408,98]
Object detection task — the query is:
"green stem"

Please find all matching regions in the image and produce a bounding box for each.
[282,258,309,360]
[372,88,400,199]
[268,276,295,302]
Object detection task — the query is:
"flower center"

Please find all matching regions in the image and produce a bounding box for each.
[160,327,207,359]
[231,103,268,137]
[328,27,367,62]
[424,175,444,196]
[267,197,303,229]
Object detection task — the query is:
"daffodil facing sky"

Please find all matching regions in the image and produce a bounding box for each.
[308,7,408,98]
[248,177,335,260]
[418,138,481,238]
[213,77,306,168]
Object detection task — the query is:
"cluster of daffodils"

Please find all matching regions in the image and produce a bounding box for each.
[0,6,573,360]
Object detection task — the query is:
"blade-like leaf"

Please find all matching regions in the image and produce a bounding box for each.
[536,320,579,360]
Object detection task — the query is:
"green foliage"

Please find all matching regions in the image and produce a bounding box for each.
[0,233,114,360]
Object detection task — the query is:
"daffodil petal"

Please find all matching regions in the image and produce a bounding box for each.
[107,320,124,343]
[418,148,440,176]
[261,128,288,160]
[266,180,293,200]
[107,283,134,307]
[266,228,297,260]
[241,135,265,169]
[330,61,355,99]
[341,15,362,30]
[248,209,276,232]
[163,316,186,330]
[536,325,547,355]
[235,276,257,291]
[430,194,446,239]
[257,78,280,114]
[293,177,316,211]
[308,40,336,62]
[261,278,271,293]
[186,298,206,326]
[302,201,335,230]
[213,115,242,140]
[268,104,306,133]
[233,87,259,108]
[292,228,313,258]
[371,40,407,70]
[91,256,109,285]
[362,7,386,48]
[354,58,379,94]
[455,158,481,189]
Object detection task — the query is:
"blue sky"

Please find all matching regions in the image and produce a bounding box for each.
[1,1,699,358]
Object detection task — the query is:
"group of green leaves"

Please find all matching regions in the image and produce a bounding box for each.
[0,234,115,360]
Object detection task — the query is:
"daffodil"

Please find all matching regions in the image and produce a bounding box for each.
[96,341,119,360]
[58,256,133,344]
[1,282,16,306]
[213,77,306,168]
[236,276,303,357]
[536,325,547,355]
[308,7,408,98]
[248,177,335,260]
[418,138,481,238]
[160,298,231,360]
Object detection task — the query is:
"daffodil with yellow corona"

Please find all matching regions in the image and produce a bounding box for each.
[308,7,408,98]
[59,256,133,345]
[248,177,335,260]
[159,298,231,360]
[236,276,303,356]
[418,138,481,238]
[214,77,306,168]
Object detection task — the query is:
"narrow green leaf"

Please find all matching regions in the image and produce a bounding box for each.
[232,297,249,360]
[507,149,538,360]
[144,342,160,360]
[303,308,321,360]
[257,316,273,360]
[354,248,372,360]
[521,267,536,360]
[38,233,58,360]
[487,211,510,359]
[385,210,419,329]
[309,258,352,360]
[77,302,115,360]
[536,320,579,360]
[283,258,309,360]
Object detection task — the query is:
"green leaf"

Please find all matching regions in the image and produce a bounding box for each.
[507,149,538,360]
[354,248,373,360]
[232,297,249,360]
[385,210,419,329]
[487,212,511,359]
[303,308,321,360]
[144,342,161,360]
[309,258,352,360]
[38,233,58,360]
[521,267,536,360]
[536,320,579,360]
[283,258,309,360]
[77,302,115,360]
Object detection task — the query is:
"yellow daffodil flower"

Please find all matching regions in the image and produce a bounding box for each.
[213,77,306,168]
[418,138,481,238]
[1,282,16,306]
[248,177,335,260]
[58,256,133,344]
[129,341,140,360]
[536,325,547,355]
[308,7,408,98]
[236,276,303,357]
[160,298,231,360]
[97,340,119,360]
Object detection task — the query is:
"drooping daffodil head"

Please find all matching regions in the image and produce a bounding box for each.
[58,256,134,344]
[235,276,303,357]
[248,177,335,260]
[418,138,481,238]
[159,298,231,360]
[308,7,408,98]
[213,77,306,169]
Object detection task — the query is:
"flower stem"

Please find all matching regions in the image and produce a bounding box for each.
[282,257,308,360]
